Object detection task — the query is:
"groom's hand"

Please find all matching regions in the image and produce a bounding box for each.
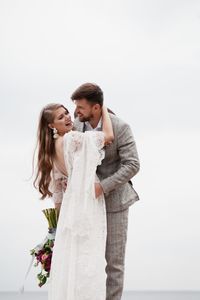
[95,183,103,198]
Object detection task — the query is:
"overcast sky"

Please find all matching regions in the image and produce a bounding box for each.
[0,0,200,292]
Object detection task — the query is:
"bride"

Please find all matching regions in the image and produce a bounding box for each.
[34,103,114,299]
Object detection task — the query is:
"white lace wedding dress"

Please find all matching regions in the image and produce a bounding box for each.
[48,131,107,300]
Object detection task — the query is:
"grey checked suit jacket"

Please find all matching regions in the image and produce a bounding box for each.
[73,114,140,212]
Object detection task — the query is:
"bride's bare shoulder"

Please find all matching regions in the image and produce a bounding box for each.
[54,136,64,150]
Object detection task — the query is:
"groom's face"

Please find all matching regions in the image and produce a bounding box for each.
[74,98,95,122]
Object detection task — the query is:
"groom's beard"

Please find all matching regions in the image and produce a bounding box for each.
[78,113,94,123]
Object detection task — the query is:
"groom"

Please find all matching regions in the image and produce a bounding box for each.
[71,83,140,300]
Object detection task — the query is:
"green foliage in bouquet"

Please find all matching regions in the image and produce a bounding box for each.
[30,208,59,287]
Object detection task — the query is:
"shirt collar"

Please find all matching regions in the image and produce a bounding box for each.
[85,117,102,130]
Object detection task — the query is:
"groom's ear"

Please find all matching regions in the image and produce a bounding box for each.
[93,103,101,111]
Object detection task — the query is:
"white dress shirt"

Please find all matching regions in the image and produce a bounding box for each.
[84,118,102,131]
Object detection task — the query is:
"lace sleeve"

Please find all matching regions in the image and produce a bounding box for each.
[92,131,105,150]
[69,131,84,152]
[63,131,105,180]
[65,131,104,153]
[51,168,68,205]
[83,131,105,167]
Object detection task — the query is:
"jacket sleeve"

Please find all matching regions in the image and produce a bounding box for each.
[100,122,140,194]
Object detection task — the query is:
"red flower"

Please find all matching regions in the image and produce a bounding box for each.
[44,255,52,272]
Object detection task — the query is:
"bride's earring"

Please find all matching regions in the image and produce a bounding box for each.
[53,128,59,139]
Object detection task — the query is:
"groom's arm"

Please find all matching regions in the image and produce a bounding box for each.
[100,122,140,194]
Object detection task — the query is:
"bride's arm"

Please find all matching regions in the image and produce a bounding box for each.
[102,106,114,145]
[51,174,67,213]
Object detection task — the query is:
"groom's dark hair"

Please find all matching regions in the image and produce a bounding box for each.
[71,83,103,106]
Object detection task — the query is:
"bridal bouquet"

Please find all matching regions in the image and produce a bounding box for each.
[30,208,59,287]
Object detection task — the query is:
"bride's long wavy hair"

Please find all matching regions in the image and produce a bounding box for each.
[34,103,69,199]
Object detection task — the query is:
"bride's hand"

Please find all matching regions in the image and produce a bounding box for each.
[95,183,103,198]
[104,140,112,146]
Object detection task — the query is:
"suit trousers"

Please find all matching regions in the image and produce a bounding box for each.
[105,208,129,300]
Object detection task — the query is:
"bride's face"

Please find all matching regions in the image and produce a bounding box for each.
[49,107,73,135]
